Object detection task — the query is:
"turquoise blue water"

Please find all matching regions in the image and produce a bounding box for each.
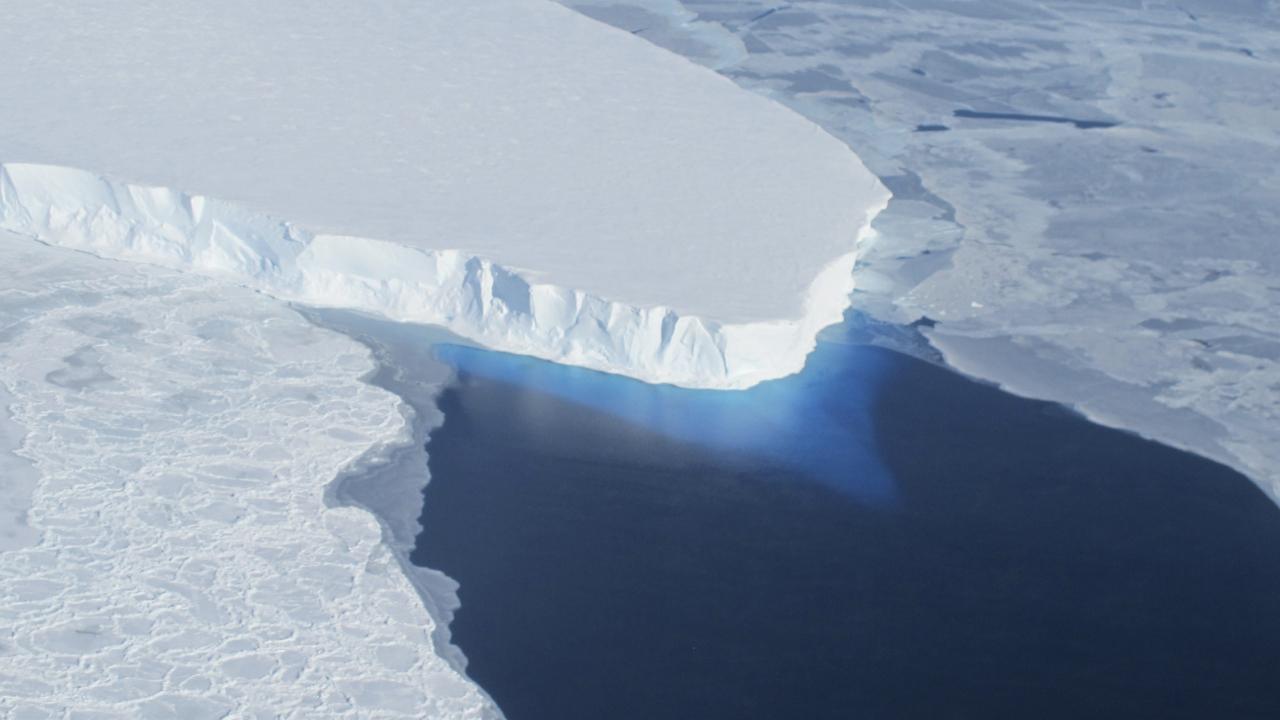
[433,330,897,506]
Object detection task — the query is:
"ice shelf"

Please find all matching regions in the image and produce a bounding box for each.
[0,0,888,389]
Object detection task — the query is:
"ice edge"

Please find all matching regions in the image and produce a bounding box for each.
[0,162,890,389]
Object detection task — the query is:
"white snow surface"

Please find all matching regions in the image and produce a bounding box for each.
[0,231,497,718]
[0,0,888,389]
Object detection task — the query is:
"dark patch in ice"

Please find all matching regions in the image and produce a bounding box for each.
[910,315,938,328]
[947,41,1031,60]
[741,33,772,54]
[880,170,957,223]
[1204,336,1280,360]
[62,315,142,339]
[1140,318,1213,332]
[833,41,888,59]
[748,8,823,30]
[875,72,989,105]
[915,124,950,132]
[0,320,30,344]
[784,68,848,93]
[827,95,872,110]
[162,389,229,415]
[194,318,243,343]
[953,109,1119,129]
[930,0,1054,20]
[45,346,115,391]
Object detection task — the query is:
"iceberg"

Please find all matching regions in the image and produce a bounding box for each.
[0,0,888,389]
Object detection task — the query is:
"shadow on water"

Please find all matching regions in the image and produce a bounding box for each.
[413,314,1280,720]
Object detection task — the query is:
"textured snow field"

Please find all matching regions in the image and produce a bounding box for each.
[0,0,888,389]
[0,232,495,718]
[0,385,40,552]
[571,0,1280,500]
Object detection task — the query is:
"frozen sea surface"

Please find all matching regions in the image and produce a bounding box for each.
[563,0,1280,498]
[0,386,39,551]
[0,233,495,718]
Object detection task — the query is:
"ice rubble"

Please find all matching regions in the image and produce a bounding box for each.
[0,0,888,389]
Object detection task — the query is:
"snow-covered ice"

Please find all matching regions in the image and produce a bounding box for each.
[571,0,1280,500]
[0,232,496,718]
[0,0,888,389]
[0,385,40,551]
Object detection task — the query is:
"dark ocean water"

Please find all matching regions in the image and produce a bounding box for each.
[411,323,1280,720]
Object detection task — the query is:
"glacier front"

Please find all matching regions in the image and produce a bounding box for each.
[0,0,888,389]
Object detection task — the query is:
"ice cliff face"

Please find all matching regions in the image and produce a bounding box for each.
[0,163,887,389]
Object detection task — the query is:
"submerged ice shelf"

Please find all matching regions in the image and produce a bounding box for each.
[0,0,888,390]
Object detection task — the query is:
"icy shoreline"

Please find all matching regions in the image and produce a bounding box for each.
[304,308,481,683]
[0,163,886,390]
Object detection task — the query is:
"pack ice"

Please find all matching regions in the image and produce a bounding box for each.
[0,0,888,389]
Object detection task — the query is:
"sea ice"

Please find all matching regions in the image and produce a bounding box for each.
[0,386,40,551]
[0,232,496,718]
[570,0,1280,500]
